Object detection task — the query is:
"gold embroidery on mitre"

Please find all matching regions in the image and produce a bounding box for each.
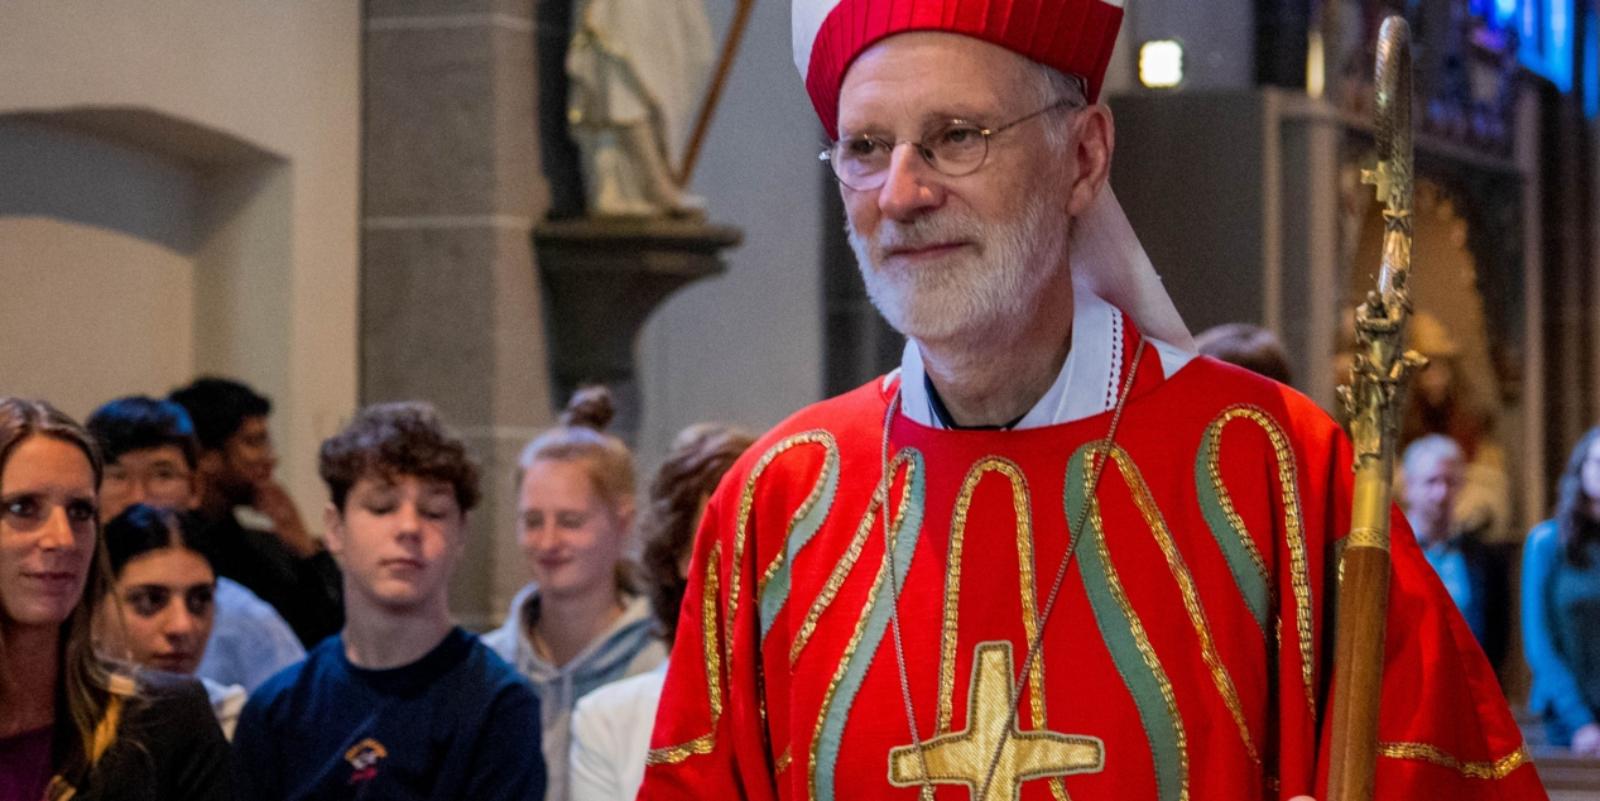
[1377,741,1532,780]
[890,642,1104,801]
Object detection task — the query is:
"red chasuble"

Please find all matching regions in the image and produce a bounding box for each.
[639,319,1543,800]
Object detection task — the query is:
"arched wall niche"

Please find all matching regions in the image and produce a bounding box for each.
[0,2,360,517]
[0,107,292,435]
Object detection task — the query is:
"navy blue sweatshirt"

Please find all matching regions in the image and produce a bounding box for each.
[233,627,545,801]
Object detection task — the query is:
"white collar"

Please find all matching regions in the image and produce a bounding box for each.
[895,291,1193,430]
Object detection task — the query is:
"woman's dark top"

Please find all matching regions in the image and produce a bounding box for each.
[57,671,234,801]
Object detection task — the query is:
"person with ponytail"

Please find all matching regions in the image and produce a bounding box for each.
[0,398,231,801]
[484,387,667,801]
[1524,426,1600,754]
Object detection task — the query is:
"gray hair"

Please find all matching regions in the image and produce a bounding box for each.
[1024,64,1086,154]
[1402,434,1464,478]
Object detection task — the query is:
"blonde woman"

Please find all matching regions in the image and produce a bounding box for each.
[484,388,667,801]
[0,398,230,801]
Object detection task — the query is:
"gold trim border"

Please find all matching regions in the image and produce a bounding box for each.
[1377,741,1532,781]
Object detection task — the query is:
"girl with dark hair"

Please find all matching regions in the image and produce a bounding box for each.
[568,422,753,801]
[1524,425,1600,754]
[483,387,668,801]
[0,398,231,801]
[94,504,246,739]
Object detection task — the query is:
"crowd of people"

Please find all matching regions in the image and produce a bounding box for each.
[0,0,1568,797]
[0,380,751,800]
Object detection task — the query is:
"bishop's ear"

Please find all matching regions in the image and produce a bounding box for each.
[1065,105,1115,219]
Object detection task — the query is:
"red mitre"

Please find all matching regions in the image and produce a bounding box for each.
[793,0,1127,137]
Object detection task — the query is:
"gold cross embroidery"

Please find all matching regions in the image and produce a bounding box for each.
[888,642,1105,801]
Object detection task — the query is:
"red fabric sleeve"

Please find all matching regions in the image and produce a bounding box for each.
[1298,432,1545,799]
[636,483,776,801]
[1344,513,1546,798]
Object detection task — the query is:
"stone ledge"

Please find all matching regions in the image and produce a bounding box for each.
[535,216,743,268]
[534,217,742,443]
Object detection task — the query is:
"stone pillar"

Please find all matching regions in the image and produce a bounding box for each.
[362,0,552,628]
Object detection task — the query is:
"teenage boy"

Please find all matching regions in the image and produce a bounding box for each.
[86,395,305,692]
[233,402,545,800]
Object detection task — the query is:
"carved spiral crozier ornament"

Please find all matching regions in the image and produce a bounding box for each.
[1327,16,1428,801]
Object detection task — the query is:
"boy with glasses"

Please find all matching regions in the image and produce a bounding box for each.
[87,396,304,692]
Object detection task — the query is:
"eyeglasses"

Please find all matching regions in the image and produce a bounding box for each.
[819,98,1080,191]
[103,463,191,494]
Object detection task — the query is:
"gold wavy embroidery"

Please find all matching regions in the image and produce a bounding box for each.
[1105,447,1260,765]
[808,452,923,801]
[939,458,1071,801]
[704,543,725,722]
[645,734,716,766]
[775,747,793,774]
[1212,406,1314,714]
[937,460,982,731]
[646,542,724,766]
[790,452,916,664]
[1085,446,1190,801]
[754,432,839,597]
[733,432,830,673]
[1203,413,1271,580]
[810,557,890,801]
[1377,741,1532,780]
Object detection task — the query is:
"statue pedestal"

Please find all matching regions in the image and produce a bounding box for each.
[533,216,742,443]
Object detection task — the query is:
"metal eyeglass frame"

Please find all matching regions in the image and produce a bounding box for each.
[819,97,1081,191]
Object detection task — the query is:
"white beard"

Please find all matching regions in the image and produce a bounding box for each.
[848,194,1068,345]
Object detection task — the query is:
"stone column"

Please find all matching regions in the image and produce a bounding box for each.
[362,0,552,628]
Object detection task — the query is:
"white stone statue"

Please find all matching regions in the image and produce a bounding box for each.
[567,0,715,217]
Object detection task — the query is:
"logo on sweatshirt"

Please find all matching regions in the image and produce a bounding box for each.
[345,738,389,784]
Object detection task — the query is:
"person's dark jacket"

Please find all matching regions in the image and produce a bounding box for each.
[54,671,234,801]
[198,512,343,647]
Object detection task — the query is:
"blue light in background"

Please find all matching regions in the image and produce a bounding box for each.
[1518,0,1576,92]
[1496,0,1519,26]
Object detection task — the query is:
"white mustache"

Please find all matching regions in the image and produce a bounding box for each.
[871,215,981,257]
